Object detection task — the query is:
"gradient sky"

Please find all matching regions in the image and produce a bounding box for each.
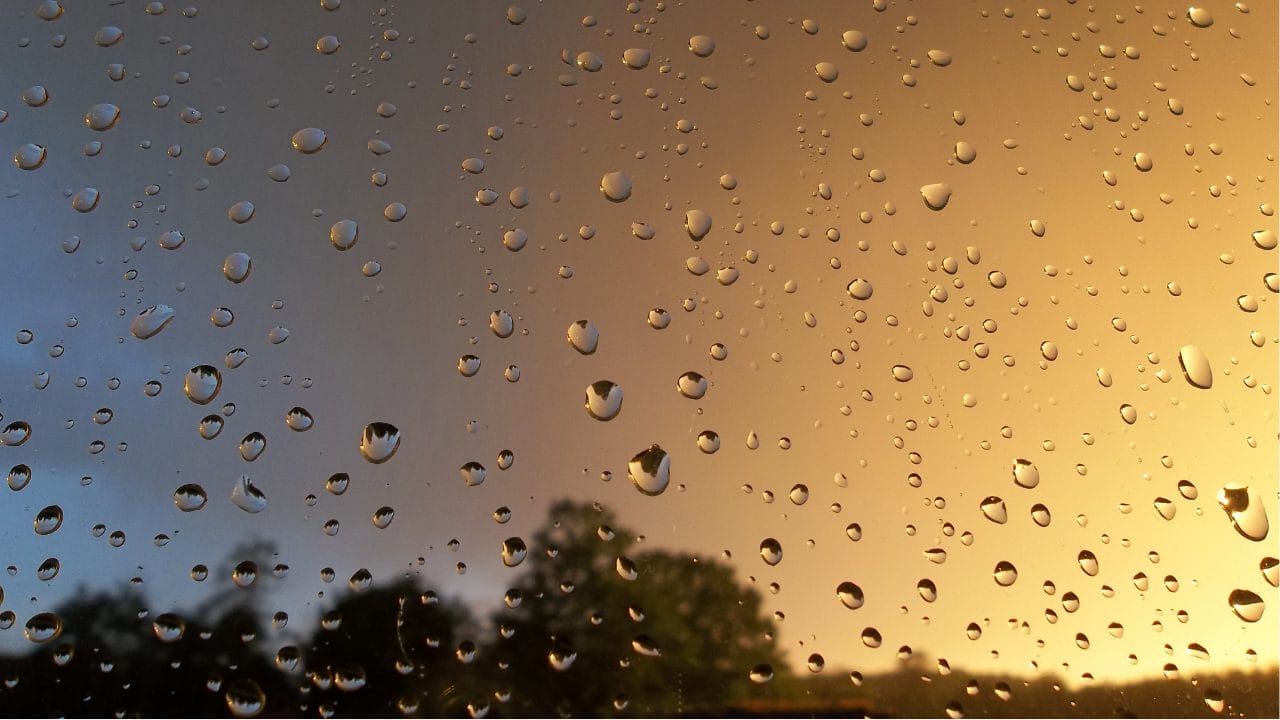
[0,0,1275,693]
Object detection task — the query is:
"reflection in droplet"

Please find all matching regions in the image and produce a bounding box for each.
[1012,459,1040,489]
[501,537,527,567]
[360,422,401,464]
[1217,485,1269,541]
[567,320,599,354]
[628,445,670,496]
[920,183,953,210]
[980,496,1008,524]
[184,365,222,405]
[1228,589,1264,623]
[677,372,708,399]
[759,538,783,566]
[585,381,624,421]
[836,581,864,610]
[173,483,208,512]
[230,476,267,514]
[460,461,487,487]
[993,561,1018,586]
[1178,345,1213,389]
[24,613,62,643]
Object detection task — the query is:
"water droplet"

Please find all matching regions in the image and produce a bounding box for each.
[1012,459,1040,489]
[1133,152,1154,172]
[993,561,1018,586]
[696,430,720,454]
[891,365,914,382]
[12,143,46,170]
[70,187,99,212]
[548,640,577,671]
[1261,558,1278,587]
[748,664,774,684]
[677,371,708,399]
[329,219,358,250]
[501,537,527,567]
[845,523,862,541]
[35,557,59,581]
[841,30,868,51]
[1119,404,1138,424]
[566,320,599,354]
[360,422,401,463]
[33,505,63,535]
[230,475,266,514]
[1154,497,1177,521]
[153,613,186,643]
[814,61,839,82]
[585,380,624,421]
[238,432,266,462]
[1217,484,1269,541]
[648,308,671,329]
[1253,229,1277,250]
[685,209,713,240]
[7,464,31,491]
[1178,345,1213,388]
[325,473,350,496]
[628,445,670,496]
[291,127,328,154]
[183,365,222,405]
[847,278,874,300]
[759,538,783,566]
[1078,550,1100,576]
[600,171,632,202]
[84,103,120,131]
[224,678,265,717]
[223,252,252,283]
[688,34,716,57]
[980,497,1008,524]
[460,461,487,487]
[285,406,313,431]
[372,506,395,529]
[1,421,32,447]
[198,414,224,440]
[861,628,882,648]
[920,183,953,210]
[489,310,514,338]
[836,581,864,609]
[917,579,938,602]
[1030,504,1052,526]
[1187,6,1214,27]
[24,612,62,643]
[458,355,481,377]
[173,483,208,512]
[622,48,650,69]
[315,34,341,54]
[1228,589,1264,622]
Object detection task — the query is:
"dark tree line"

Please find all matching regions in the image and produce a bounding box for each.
[0,500,785,717]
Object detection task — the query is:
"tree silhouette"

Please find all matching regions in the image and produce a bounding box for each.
[484,499,785,716]
[296,578,480,717]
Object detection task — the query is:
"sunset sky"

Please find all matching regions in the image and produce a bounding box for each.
[0,0,1274,696]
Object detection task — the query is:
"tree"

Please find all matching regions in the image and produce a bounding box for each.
[484,500,785,716]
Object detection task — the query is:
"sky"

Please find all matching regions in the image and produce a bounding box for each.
[0,0,1275,695]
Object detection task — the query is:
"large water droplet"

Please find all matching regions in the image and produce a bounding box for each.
[685,209,712,240]
[1012,459,1040,489]
[566,320,599,354]
[1217,484,1268,541]
[329,219,358,250]
[84,103,120,131]
[980,497,1008,524]
[677,371,708,399]
[501,537,527,567]
[152,613,186,643]
[993,561,1018,586]
[291,127,328,153]
[460,461,487,487]
[600,171,632,202]
[836,581,864,609]
[759,538,783,566]
[891,364,914,382]
[1,421,32,447]
[1228,589,1264,622]
[1078,550,1099,576]
[130,304,174,339]
[1178,345,1213,389]
[173,483,208,512]
[585,381,624,421]
[24,612,62,643]
[13,143,47,170]
[688,34,716,57]
[183,365,222,405]
[360,422,401,463]
[847,278,874,300]
[1187,7,1214,27]
[628,445,670,496]
[33,505,63,535]
[230,475,266,514]
[239,432,266,462]
[223,252,252,283]
[920,183,953,210]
